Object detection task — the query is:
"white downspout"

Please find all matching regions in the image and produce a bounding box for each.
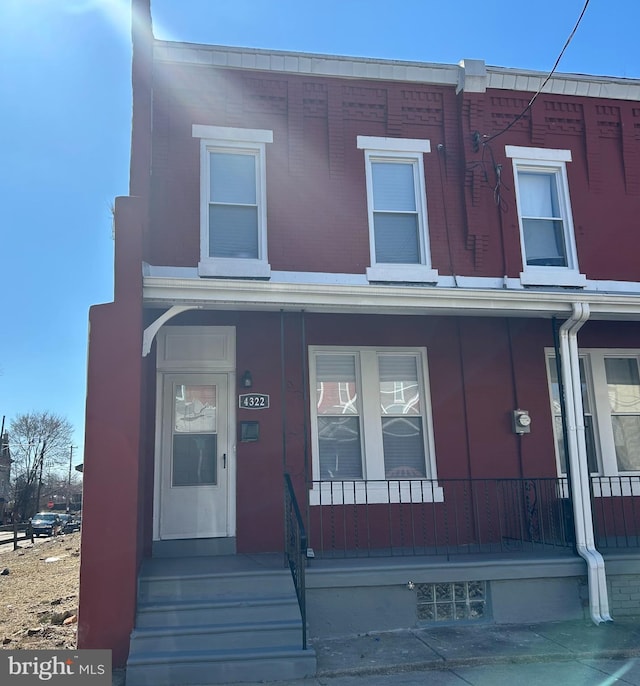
[567,303,612,622]
[559,303,611,624]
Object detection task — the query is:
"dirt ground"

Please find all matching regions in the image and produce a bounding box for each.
[0,532,80,651]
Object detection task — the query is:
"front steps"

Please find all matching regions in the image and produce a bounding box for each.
[126,554,316,685]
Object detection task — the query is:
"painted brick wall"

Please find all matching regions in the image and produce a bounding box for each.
[146,61,640,281]
[608,575,640,616]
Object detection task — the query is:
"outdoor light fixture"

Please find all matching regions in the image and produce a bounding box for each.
[240,370,253,388]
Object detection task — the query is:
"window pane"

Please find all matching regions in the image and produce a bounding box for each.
[316,354,358,415]
[383,417,426,478]
[379,356,426,478]
[553,416,598,474]
[519,172,559,218]
[605,358,640,471]
[371,162,416,211]
[523,219,567,266]
[172,434,217,486]
[605,358,640,413]
[584,415,599,473]
[547,359,561,413]
[174,385,217,433]
[318,416,362,479]
[209,205,258,258]
[553,415,567,473]
[547,358,591,412]
[210,152,256,204]
[374,213,420,263]
[611,416,640,471]
[379,355,421,415]
[547,358,597,474]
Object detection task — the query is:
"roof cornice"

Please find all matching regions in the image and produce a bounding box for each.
[153,41,640,102]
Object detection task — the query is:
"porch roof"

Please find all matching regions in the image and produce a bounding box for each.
[143,270,640,321]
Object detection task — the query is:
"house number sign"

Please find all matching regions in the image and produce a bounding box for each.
[239,393,270,409]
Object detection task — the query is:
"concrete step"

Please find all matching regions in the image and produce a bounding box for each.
[129,618,303,652]
[138,569,293,602]
[135,594,301,628]
[126,646,317,686]
[128,555,317,684]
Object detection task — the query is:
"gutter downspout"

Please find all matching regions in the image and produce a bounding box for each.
[559,303,611,624]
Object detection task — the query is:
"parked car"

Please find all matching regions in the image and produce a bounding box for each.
[30,512,62,537]
[59,514,80,533]
[58,514,71,532]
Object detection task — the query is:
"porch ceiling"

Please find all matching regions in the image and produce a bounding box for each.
[143,275,640,321]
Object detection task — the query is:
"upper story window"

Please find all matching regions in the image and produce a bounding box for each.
[506,146,585,288]
[357,136,438,284]
[309,346,442,504]
[546,350,640,494]
[193,125,273,278]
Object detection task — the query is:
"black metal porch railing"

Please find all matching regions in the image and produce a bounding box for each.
[308,477,575,558]
[284,473,308,650]
[590,475,640,550]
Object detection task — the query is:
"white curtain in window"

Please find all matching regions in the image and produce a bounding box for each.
[519,172,558,218]
[519,172,566,267]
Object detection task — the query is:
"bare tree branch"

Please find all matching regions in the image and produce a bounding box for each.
[8,412,74,519]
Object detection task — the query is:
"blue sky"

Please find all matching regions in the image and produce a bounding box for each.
[0,0,637,461]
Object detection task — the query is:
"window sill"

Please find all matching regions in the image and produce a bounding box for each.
[366,265,439,284]
[309,480,444,505]
[198,258,271,279]
[520,268,586,288]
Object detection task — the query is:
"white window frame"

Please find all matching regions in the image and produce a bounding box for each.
[506,146,585,288]
[546,348,640,496]
[193,125,273,278]
[309,346,442,505]
[357,136,438,284]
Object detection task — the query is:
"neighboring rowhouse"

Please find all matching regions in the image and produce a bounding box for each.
[78,1,640,682]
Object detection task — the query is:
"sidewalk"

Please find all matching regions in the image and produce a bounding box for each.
[113,618,640,686]
[313,618,640,677]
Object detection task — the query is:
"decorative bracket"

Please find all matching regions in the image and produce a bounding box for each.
[142,305,201,357]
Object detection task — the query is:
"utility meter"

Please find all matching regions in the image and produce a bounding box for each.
[512,409,532,435]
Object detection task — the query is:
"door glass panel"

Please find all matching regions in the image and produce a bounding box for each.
[172,434,217,486]
[174,385,217,433]
[173,384,217,486]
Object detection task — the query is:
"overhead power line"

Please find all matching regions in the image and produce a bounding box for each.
[482,0,591,146]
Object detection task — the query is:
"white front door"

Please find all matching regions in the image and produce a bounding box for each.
[158,373,230,539]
